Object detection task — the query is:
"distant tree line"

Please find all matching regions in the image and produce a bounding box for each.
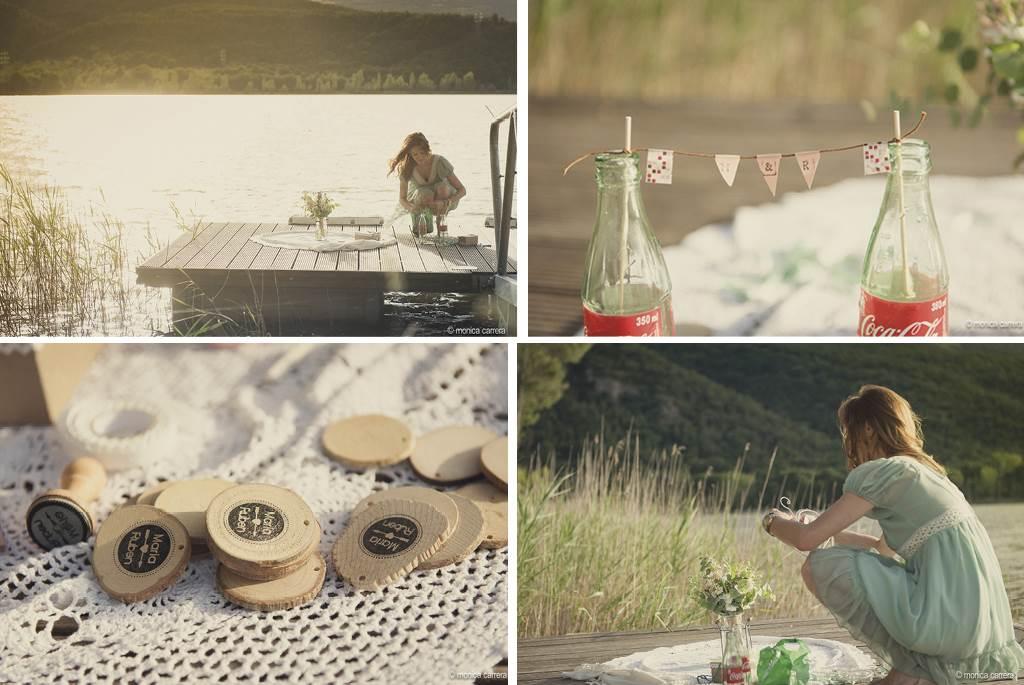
[0,60,492,95]
[0,0,515,94]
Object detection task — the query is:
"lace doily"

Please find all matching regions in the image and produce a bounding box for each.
[0,343,508,684]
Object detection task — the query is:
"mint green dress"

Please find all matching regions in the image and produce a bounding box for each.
[407,155,460,210]
[809,456,1024,685]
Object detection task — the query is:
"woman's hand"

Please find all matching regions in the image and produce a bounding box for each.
[764,509,793,535]
[769,493,874,552]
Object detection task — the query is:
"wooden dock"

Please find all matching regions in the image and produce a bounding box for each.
[519,618,1024,684]
[528,98,1024,335]
[136,217,516,334]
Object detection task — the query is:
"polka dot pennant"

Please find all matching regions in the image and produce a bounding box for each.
[645,149,674,184]
[863,141,892,175]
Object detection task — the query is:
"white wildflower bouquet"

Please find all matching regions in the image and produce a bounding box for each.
[302,191,336,220]
[302,191,337,239]
[687,555,775,616]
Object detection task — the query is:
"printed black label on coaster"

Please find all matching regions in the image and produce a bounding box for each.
[28,501,89,550]
[359,515,420,558]
[226,502,286,543]
[116,524,172,574]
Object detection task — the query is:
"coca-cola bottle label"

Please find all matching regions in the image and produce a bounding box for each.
[859,290,948,337]
[725,666,745,685]
[583,306,662,336]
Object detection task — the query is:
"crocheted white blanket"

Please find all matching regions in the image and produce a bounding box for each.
[249,232,398,252]
[564,636,879,685]
[0,343,508,684]
[662,175,1024,336]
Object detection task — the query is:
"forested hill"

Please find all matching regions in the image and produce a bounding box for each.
[0,0,516,93]
[521,344,1024,503]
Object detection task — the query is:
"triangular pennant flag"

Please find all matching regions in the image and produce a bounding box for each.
[794,150,821,189]
[645,149,673,184]
[863,141,891,175]
[756,154,782,196]
[714,154,740,187]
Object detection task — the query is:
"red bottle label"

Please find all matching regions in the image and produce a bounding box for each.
[725,665,745,685]
[741,656,750,674]
[583,306,663,336]
[858,289,948,337]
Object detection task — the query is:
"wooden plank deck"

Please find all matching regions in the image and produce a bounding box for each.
[519,619,1024,684]
[528,97,1024,335]
[137,217,516,292]
[137,217,516,333]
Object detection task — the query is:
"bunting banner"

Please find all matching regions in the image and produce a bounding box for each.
[756,154,782,197]
[645,149,673,184]
[562,110,928,198]
[714,154,740,187]
[795,150,821,189]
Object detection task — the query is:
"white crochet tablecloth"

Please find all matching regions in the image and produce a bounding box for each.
[0,343,508,684]
[663,175,1024,336]
[564,636,880,685]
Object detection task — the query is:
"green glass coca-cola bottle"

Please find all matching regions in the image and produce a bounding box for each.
[581,151,674,336]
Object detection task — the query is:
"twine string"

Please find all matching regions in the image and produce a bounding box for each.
[562,111,927,176]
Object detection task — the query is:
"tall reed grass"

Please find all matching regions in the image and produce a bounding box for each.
[518,432,842,639]
[0,164,131,336]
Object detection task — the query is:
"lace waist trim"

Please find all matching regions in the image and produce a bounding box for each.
[897,501,974,559]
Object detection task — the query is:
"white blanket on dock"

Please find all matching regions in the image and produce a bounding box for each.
[250,231,396,252]
[564,636,878,685]
[661,175,1024,336]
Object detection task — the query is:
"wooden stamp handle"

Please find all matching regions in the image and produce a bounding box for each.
[53,457,107,505]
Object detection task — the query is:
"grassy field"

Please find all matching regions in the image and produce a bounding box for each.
[518,433,833,639]
[529,0,981,102]
[518,431,1024,639]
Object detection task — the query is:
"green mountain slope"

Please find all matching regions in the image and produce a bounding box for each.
[521,344,1024,503]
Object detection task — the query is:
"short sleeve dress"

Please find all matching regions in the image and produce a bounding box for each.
[407,155,460,210]
[809,456,1024,685]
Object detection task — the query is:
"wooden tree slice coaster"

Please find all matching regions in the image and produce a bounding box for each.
[350,486,459,538]
[217,553,326,611]
[417,494,485,570]
[409,426,498,484]
[479,436,509,489]
[206,484,320,579]
[93,505,191,603]
[477,507,508,550]
[321,414,415,470]
[455,480,508,507]
[455,480,508,549]
[333,499,449,591]
[26,495,94,550]
[136,481,176,507]
[153,478,235,543]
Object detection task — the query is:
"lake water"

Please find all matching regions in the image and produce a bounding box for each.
[975,503,1024,622]
[0,94,516,335]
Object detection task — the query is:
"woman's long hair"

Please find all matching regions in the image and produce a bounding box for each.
[837,385,946,477]
[388,132,430,180]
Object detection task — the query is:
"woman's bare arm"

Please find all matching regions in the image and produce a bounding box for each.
[446,172,466,203]
[399,178,415,211]
[769,493,874,552]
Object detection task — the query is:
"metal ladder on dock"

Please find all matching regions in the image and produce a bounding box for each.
[489,104,516,277]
